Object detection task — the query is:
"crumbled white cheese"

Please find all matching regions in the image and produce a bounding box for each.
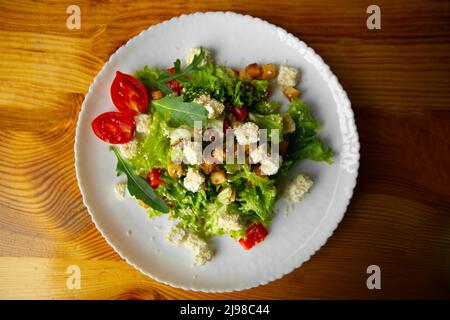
[166,224,187,246]
[284,174,314,201]
[185,47,212,66]
[135,114,152,135]
[234,122,260,145]
[166,224,214,266]
[170,128,192,146]
[277,65,298,87]
[184,233,214,266]
[170,144,185,164]
[217,212,243,232]
[118,139,138,159]
[114,182,127,200]
[183,141,202,165]
[249,143,268,164]
[260,155,282,176]
[282,113,296,134]
[183,167,205,192]
[194,95,225,119]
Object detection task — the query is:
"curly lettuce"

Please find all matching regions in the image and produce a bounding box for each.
[129,112,170,172]
[279,99,334,177]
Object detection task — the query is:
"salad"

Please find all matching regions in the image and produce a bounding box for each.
[91,48,333,266]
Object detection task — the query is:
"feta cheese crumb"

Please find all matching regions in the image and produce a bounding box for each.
[249,143,268,164]
[170,127,192,146]
[183,167,205,192]
[184,233,214,266]
[118,139,138,159]
[183,141,202,165]
[114,182,127,200]
[135,114,152,135]
[217,212,243,232]
[260,155,282,176]
[277,65,298,87]
[166,224,187,246]
[185,47,212,66]
[194,95,225,119]
[284,174,314,201]
[282,113,296,134]
[166,224,214,266]
[234,122,260,145]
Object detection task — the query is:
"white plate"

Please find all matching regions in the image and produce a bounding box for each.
[75,12,360,292]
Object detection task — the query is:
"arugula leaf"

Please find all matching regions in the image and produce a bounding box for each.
[110,147,169,213]
[152,95,207,127]
[136,50,206,94]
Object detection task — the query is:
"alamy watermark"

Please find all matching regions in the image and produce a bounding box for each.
[366,265,381,290]
[66,264,81,290]
[367,5,381,30]
[66,5,81,30]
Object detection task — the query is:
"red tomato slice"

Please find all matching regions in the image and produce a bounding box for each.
[231,106,249,122]
[91,112,136,144]
[167,67,183,95]
[239,223,268,250]
[147,168,166,189]
[111,71,149,116]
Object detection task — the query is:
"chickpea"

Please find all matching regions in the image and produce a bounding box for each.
[245,63,263,79]
[283,86,301,101]
[261,64,277,80]
[167,162,183,178]
[151,90,164,100]
[210,170,226,185]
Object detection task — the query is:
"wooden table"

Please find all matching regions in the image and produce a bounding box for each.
[1,0,449,299]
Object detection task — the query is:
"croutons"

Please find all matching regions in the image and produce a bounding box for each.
[252,164,267,177]
[167,162,183,178]
[200,162,216,174]
[283,86,301,101]
[261,64,277,80]
[238,70,252,81]
[245,63,263,79]
[151,90,164,100]
[210,170,226,185]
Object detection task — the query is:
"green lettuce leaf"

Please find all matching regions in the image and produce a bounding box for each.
[129,112,170,172]
[227,165,276,224]
[248,112,283,141]
[279,99,334,177]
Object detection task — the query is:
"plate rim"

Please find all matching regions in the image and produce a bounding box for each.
[74,11,360,293]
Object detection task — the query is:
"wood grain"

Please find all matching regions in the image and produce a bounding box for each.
[1,0,450,299]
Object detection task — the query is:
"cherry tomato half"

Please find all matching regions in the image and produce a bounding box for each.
[147,168,166,189]
[111,71,149,116]
[167,67,183,95]
[239,223,268,250]
[91,112,136,144]
[231,106,249,122]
